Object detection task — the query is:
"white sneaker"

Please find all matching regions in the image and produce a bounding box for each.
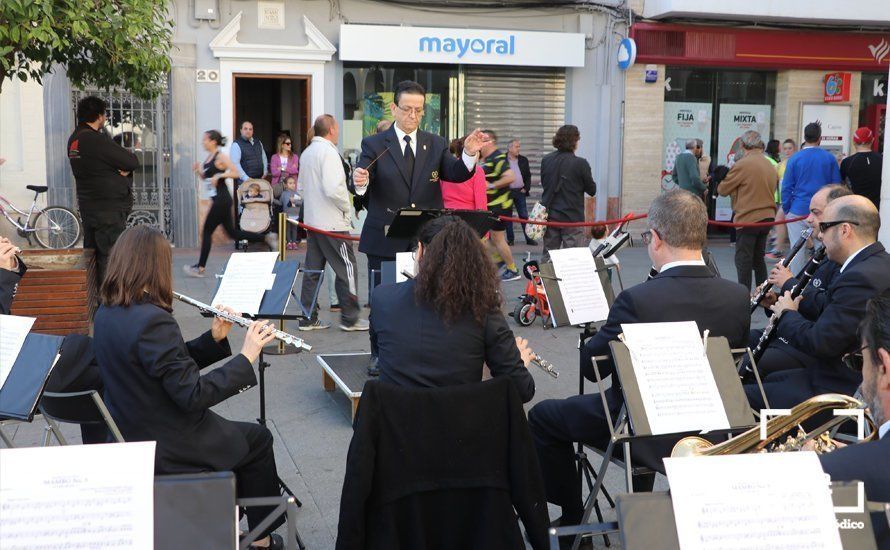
[183,264,205,278]
[339,319,370,332]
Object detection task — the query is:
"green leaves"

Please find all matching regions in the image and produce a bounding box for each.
[0,0,172,98]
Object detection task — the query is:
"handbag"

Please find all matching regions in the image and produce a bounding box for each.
[525,156,566,242]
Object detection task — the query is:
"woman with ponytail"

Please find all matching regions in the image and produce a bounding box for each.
[368,215,536,402]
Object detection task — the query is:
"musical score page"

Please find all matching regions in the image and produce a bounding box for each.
[395,252,415,283]
[621,321,730,434]
[212,252,279,315]
[0,441,156,549]
[0,315,35,389]
[665,453,841,550]
[548,247,610,325]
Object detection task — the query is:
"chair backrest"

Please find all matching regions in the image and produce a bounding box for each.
[154,472,237,549]
[39,390,125,442]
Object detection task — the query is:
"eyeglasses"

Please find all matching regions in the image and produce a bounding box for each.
[818,220,859,233]
[640,229,659,245]
[395,104,425,117]
[284,141,292,146]
[842,344,868,372]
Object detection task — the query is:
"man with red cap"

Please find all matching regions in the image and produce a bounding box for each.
[841,127,882,209]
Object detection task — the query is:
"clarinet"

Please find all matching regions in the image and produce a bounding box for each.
[749,227,813,313]
[749,247,826,366]
[172,292,312,352]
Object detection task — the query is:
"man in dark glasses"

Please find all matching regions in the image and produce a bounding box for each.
[820,290,890,547]
[746,195,890,411]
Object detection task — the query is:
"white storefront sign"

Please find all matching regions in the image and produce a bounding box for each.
[800,103,852,159]
[339,24,585,67]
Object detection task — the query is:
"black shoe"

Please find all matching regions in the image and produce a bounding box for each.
[330,303,341,312]
[507,239,515,246]
[526,238,538,246]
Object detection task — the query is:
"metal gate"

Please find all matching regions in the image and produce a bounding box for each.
[71,87,173,240]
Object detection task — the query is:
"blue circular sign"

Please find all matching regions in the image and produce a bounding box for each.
[617,38,636,70]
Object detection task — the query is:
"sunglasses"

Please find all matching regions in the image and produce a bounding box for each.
[284,141,292,145]
[842,344,868,372]
[640,229,660,246]
[819,220,859,233]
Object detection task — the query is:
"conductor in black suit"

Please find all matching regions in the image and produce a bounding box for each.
[92,226,286,549]
[369,216,536,402]
[352,80,489,290]
[527,191,750,531]
[820,289,890,548]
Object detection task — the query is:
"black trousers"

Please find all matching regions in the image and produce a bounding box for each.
[734,220,772,290]
[231,421,286,539]
[81,209,128,289]
[748,329,821,378]
[366,253,393,299]
[198,197,265,267]
[505,190,531,243]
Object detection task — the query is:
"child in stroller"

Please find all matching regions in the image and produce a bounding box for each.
[238,179,274,236]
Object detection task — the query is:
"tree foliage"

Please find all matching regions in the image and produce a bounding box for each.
[0,0,173,98]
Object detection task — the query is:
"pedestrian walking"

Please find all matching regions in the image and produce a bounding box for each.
[505,138,537,246]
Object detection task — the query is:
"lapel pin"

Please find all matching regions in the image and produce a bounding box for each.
[423,144,427,151]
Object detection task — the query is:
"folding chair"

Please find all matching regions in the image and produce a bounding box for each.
[38,390,124,445]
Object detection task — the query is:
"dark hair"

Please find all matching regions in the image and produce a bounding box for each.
[481,129,497,143]
[832,197,881,240]
[448,137,464,158]
[204,130,226,147]
[783,138,796,147]
[100,225,173,312]
[394,80,426,106]
[822,183,853,202]
[77,96,107,124]
[414,216,500,325]
[861,290,890,365]
[590,225,607,239]
[648,190,707,249]
[765,139,781,162]
[313,114,336,138]
[804,122,822,143]
[552,125,580,152]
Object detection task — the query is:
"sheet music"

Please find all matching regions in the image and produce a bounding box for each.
[621,321,730,434]
[0,441,156,549]
[395,252,415,283]
[0,315,35,389]
[665,453,842,550]
[548,247,610,325]
[212,252,279,315]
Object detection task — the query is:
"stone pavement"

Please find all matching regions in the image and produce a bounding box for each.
[6,237,769,549]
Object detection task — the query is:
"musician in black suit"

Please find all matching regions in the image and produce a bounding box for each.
[351,81,488,290]
[527,191,750,533]
[369,216,536,402]
[747,195,890,410]
[820,290,890,548]
[753,184,851,377]
[93,226,286,549]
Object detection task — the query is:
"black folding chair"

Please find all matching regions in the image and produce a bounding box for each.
[38,390,124,445]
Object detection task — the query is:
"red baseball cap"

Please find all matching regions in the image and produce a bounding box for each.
[853,127,874,145]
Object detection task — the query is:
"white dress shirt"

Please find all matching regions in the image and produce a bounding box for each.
[659,258,706,273]
[879,419,889,440]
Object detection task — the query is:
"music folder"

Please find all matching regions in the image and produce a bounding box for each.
[0,333,64,421]
[385,208,498,241]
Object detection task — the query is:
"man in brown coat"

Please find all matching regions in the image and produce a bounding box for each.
[718,130,778,291]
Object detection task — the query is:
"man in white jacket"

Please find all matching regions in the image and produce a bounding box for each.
[298,115,368,331]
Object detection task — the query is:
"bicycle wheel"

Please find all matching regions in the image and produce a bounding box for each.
[32,206,82,249]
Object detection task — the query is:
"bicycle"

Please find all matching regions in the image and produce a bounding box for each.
[0,185,82,249]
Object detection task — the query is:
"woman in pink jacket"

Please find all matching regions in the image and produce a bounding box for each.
[269,134,299,188]
[441,136,487,211]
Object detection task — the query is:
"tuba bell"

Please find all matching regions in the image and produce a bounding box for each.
[671,393,877,458]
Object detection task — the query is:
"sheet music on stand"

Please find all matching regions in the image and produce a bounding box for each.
[0,441,157,549]
[547,247,611,327]
[395,252,415,283]
[664,453,842,550]
[0,315,35,387]
[0,325,63,421]
[211,252,279,315]
[621,321,730,435]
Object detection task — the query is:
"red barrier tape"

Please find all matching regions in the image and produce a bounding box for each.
[292,220,361,241]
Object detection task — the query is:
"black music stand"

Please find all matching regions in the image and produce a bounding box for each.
[0,333,64,447]
[385,208,498,240]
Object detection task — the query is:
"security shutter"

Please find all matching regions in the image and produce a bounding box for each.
[463,67,566,191]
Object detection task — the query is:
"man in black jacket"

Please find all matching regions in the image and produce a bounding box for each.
[539,125,596,261]
[505,138,537,246]
[67,96,139,288]
[748,195,890,410]
[351,81,488,291]
[527,190,749,530]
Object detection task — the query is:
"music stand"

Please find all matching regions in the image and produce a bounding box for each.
[0,333,64,447]
[385,208,498,240]
[539,255,614,328]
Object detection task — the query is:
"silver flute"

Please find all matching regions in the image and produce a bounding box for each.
[531,354,559,378]
[173,292,312,352]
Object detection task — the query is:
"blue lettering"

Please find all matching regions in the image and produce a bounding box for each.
[443,38,456,53]
[456,38,470,58]
[470,39,485,53]
[495,39,508,54]
[418,36,441,53]
[418,34,516,57]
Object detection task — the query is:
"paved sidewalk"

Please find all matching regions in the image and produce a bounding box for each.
[6,238,767,549]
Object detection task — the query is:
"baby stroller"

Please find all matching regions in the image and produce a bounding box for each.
[238,178,274,234]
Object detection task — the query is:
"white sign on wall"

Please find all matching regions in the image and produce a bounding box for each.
[800,103,852,160]
[339,24,585,67]
[717,104,772,221]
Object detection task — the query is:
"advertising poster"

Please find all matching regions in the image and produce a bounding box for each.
[662,102,712,192]
[800,103,851,161]
[716,104,772,221]
[361,92,441,137]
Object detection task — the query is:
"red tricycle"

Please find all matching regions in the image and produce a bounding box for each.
[512,259,553,328]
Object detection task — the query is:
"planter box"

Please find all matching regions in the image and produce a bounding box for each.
[11,249,96,336]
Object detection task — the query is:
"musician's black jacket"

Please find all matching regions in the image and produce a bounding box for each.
[353,126,473,259]
[94,302,257,473]
[370,279,535,403]
[760,256,840,318]
[777,242,890,394]
[0,256,26,314]
[581,264,750,382]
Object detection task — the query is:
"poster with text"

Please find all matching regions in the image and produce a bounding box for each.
[662,102,712,192]
[716,104,772,221]
[800,103,851,161]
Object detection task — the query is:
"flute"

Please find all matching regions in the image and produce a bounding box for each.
[749,227,812,313]
[531,353,559,378]
[172,292,312,352]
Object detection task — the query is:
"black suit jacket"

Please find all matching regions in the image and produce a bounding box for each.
[0,257,26,314]
[517,154,532,194]
[581,265,750,385]
[777,242,890,394]
[355,127,473,258]
[540,150,596,223]
[370,279,535,403]
[94,302,257,474]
